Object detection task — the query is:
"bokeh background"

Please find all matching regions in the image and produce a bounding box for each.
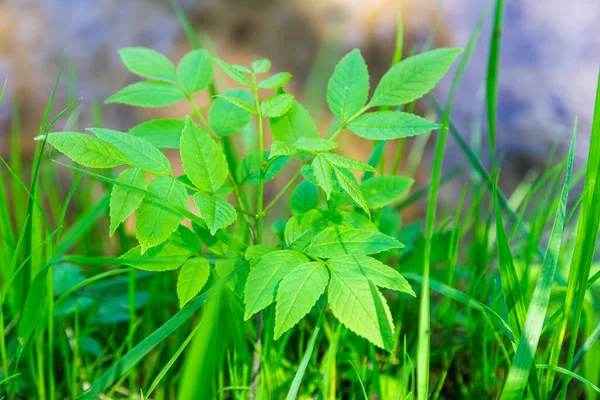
[1,0,599,185]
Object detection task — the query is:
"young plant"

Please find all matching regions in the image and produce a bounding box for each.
[41,45,460,352]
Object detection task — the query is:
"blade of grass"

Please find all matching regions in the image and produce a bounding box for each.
[550,71,600,400]
[286,310,324,400]
[417,3,487,396]
[537,365,600,395]
[499,118,576,400]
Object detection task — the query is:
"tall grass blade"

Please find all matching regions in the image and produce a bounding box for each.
[417,4,487,397]
[500,119,577,400]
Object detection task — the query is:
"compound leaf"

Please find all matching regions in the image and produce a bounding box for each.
[109,168,146,236]
[193,193,237,235]
[348,111,439,140]
[244,250,309,320]
[106,81,185,107]
[119,47,177,81]
[327,48,369,122]
[370,48,461,107]
[136,177,187,253]
[45,131,128,168]
[307,226,403,258]
[328,257,395,351]
[177,49,213,94]
[90,128,172,176]
[270,101,319,145]
[209,89,254,137]
[274,261,329,339]
[180,117,228,193]
[177,257,211,308]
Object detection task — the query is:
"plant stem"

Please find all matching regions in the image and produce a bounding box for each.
[263,169,302,215]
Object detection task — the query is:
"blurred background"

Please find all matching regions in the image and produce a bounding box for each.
[1,0,599,187]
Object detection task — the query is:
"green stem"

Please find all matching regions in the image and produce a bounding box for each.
[263,170,302,215]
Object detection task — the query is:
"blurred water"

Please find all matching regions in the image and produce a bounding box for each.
[0,0,599,175]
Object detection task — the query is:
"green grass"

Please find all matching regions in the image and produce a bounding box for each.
[1,2,600,399]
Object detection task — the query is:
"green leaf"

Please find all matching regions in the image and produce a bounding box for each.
[274,261,329,339]
[244,250,309,320]
[119,47,177,81]
[215,95,258,115]
[128,119,185,149]
[332,167,370,216]
[136,177,187,253]
[361,176,414,208]
[193,193,237,235]
[89,128,172,175]
[312,155,334,199]
[307,226,403,257]
[290,181,319,215]
[284,210,344,250]
[270,101,319,145]
[348,111,439,140]
[330,254,414,296]
[270,141,297,158]
[106,81,185,107]
[120,241,191,271]
[109,168,146,236]
[45,131,128,168]
[180,117,228,193]
[294,137,338,153]
[252,58,272,73]
[214,58,252,85]
[177,49,213,94]
[208,89,253,137]
[327,48,369,122]
[177,257,211,308]
[258,72,292,89]
[236,151,289,185]
[370,48,462,107]
[322,153,375,172]
[261,94,294,118]
[327,257,394,351]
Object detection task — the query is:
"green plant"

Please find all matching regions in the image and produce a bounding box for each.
[38,46,459,355]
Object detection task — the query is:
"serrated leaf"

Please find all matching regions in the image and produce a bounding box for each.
[105,81,185,107]
[180,117,228,193]
[322,153,375,172]
[284,209,344,250]
[215,95,257,115]
[361,176,413,208]
[332,167,370,216]
[327,257,394,350]
[109,168,146,236]
[244,245,276,262]
[312,155,334,199]
[136,177,187,253]
[252,58,271,73]
[177,49,213,94]
[270,101,319,145]
[274,261,329,339]
[119,47,177,81]
[291,181,319,215]
[258,72,291,89]
[177,257,211,308]
[244,250,309,320]
[270,141,297,158]
[214,58,252,85]
[193,193,237,235]
[90,128,172,176]
[327,48,369,122]
[236,151,289,185]
[120,241,191,271]
[294,137,338,153]
[46,131,128,168]
[307,226,403,257]
[370,48,461,107]
[261,94,294,118]
[348,111,439,140]
[330,254,414,296]
[128,119,185,149]
[209,89,253,137]
[216,258,249,295]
